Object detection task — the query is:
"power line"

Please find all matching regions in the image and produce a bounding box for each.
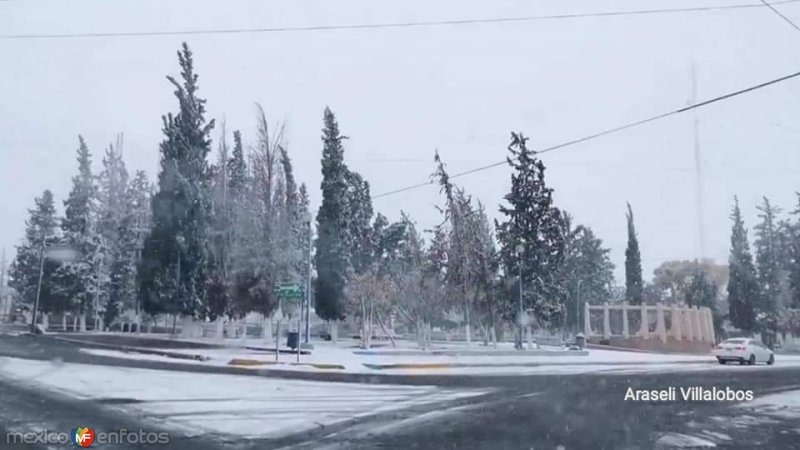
[372,69,800,200]
[761,0,800,31]
[3,1,800,40]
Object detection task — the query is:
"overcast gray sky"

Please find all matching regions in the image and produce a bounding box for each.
[2,0,800,282]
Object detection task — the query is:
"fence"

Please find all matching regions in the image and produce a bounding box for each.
[584,302,716,352]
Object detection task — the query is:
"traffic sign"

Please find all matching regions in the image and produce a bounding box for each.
[276,282,304,301]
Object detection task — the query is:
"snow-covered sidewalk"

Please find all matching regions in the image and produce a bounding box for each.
[0,356,489,439]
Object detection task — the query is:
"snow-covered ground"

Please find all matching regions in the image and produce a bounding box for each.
[737,389,800,420]
[78,342,800,376]
[0,356,489,439]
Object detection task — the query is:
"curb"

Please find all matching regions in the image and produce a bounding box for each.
[354,349,589,357]
[227,358,345,370]
[42,335,210,361]
[361,359,716,370]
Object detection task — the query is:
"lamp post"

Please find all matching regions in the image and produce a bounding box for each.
[303,212,313,346]
[515,243,524,350]
[576,279,583,334]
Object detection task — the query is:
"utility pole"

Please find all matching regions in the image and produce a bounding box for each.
[304,217,312,345]
[0,248,6,321]
[691,64,707,258]
[30,241,46,334]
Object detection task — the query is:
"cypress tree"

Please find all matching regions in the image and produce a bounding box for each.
[625,202,643,305]
[727,197,759,333]
[139,42,214,320]
[314,107,349,323]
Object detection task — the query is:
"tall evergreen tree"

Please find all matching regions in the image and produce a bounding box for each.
[561,214,614,331]
[98,137,135,326]
[495,132,565,336]
[790,193,800,308]
[10,190,62,315]
[138,43,215,320]
[314,107,350,324]
[58,137,101,326]
[727,197,759,333]
[128,170,152,321]
[624,202,643,305]
[754,196,781,345]
[433,152,481,343]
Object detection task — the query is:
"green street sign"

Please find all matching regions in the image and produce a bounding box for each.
[276,282,304,301]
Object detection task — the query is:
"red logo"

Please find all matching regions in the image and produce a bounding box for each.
[72,427,95,447]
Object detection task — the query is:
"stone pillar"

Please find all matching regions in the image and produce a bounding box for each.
[655,303,667,343]
[697,308,708,343]
[584,302,592,336]
[622,303,630,338]
[671,305,682,341]
[706,309,716,344]
[215,318,225,340]
[684,307,694,341]
[602,303,611,340]
[640,304,649,339]
[692,307,703,343]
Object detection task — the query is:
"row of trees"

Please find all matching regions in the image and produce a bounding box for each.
[10,42,618,346]
[727,196,800,345]
[10,136,151,330]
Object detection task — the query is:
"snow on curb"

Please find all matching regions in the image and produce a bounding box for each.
[49,335,210,361]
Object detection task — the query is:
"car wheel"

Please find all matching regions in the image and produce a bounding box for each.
[717,358,726,365]
[767,354,775,366]
[748,354,756,366]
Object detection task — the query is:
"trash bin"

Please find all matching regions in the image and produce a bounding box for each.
[575,333,585,350]
[287,331,299,350]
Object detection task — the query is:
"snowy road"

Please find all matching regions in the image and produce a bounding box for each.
[2,334,800,449]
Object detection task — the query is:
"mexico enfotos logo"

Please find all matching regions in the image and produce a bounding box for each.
[6,427,170,447]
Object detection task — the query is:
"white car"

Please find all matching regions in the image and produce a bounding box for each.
[714,338,774,365]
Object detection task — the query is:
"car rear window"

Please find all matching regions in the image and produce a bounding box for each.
[723,339,746,344]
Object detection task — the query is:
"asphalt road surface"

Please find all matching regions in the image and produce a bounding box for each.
[0,333,798,449]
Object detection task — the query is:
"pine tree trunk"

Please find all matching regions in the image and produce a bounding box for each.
[331,321,338,344]
[79,313,86,332]
[490,325,497,348]
[72,316,78,332]
[61,314,67,331]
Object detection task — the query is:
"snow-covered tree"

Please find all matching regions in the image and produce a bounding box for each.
[560,214,614,331]
[57,137,101,328]
[97,136,136,326]
[496,132,565,340]
[9,190,61,315]
[754,197,781,346]
[727,197,759,333]
[139,42,215,322]
[314,107,350,328]
[625,202,643,305]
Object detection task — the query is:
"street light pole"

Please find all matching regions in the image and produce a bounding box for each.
[576,279,583,334]
[304,216,312,345]
[173,235,185,335]
[515,243,524,350]
[30,242,46,334]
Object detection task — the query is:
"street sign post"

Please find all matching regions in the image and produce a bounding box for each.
[275,282,305,362]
